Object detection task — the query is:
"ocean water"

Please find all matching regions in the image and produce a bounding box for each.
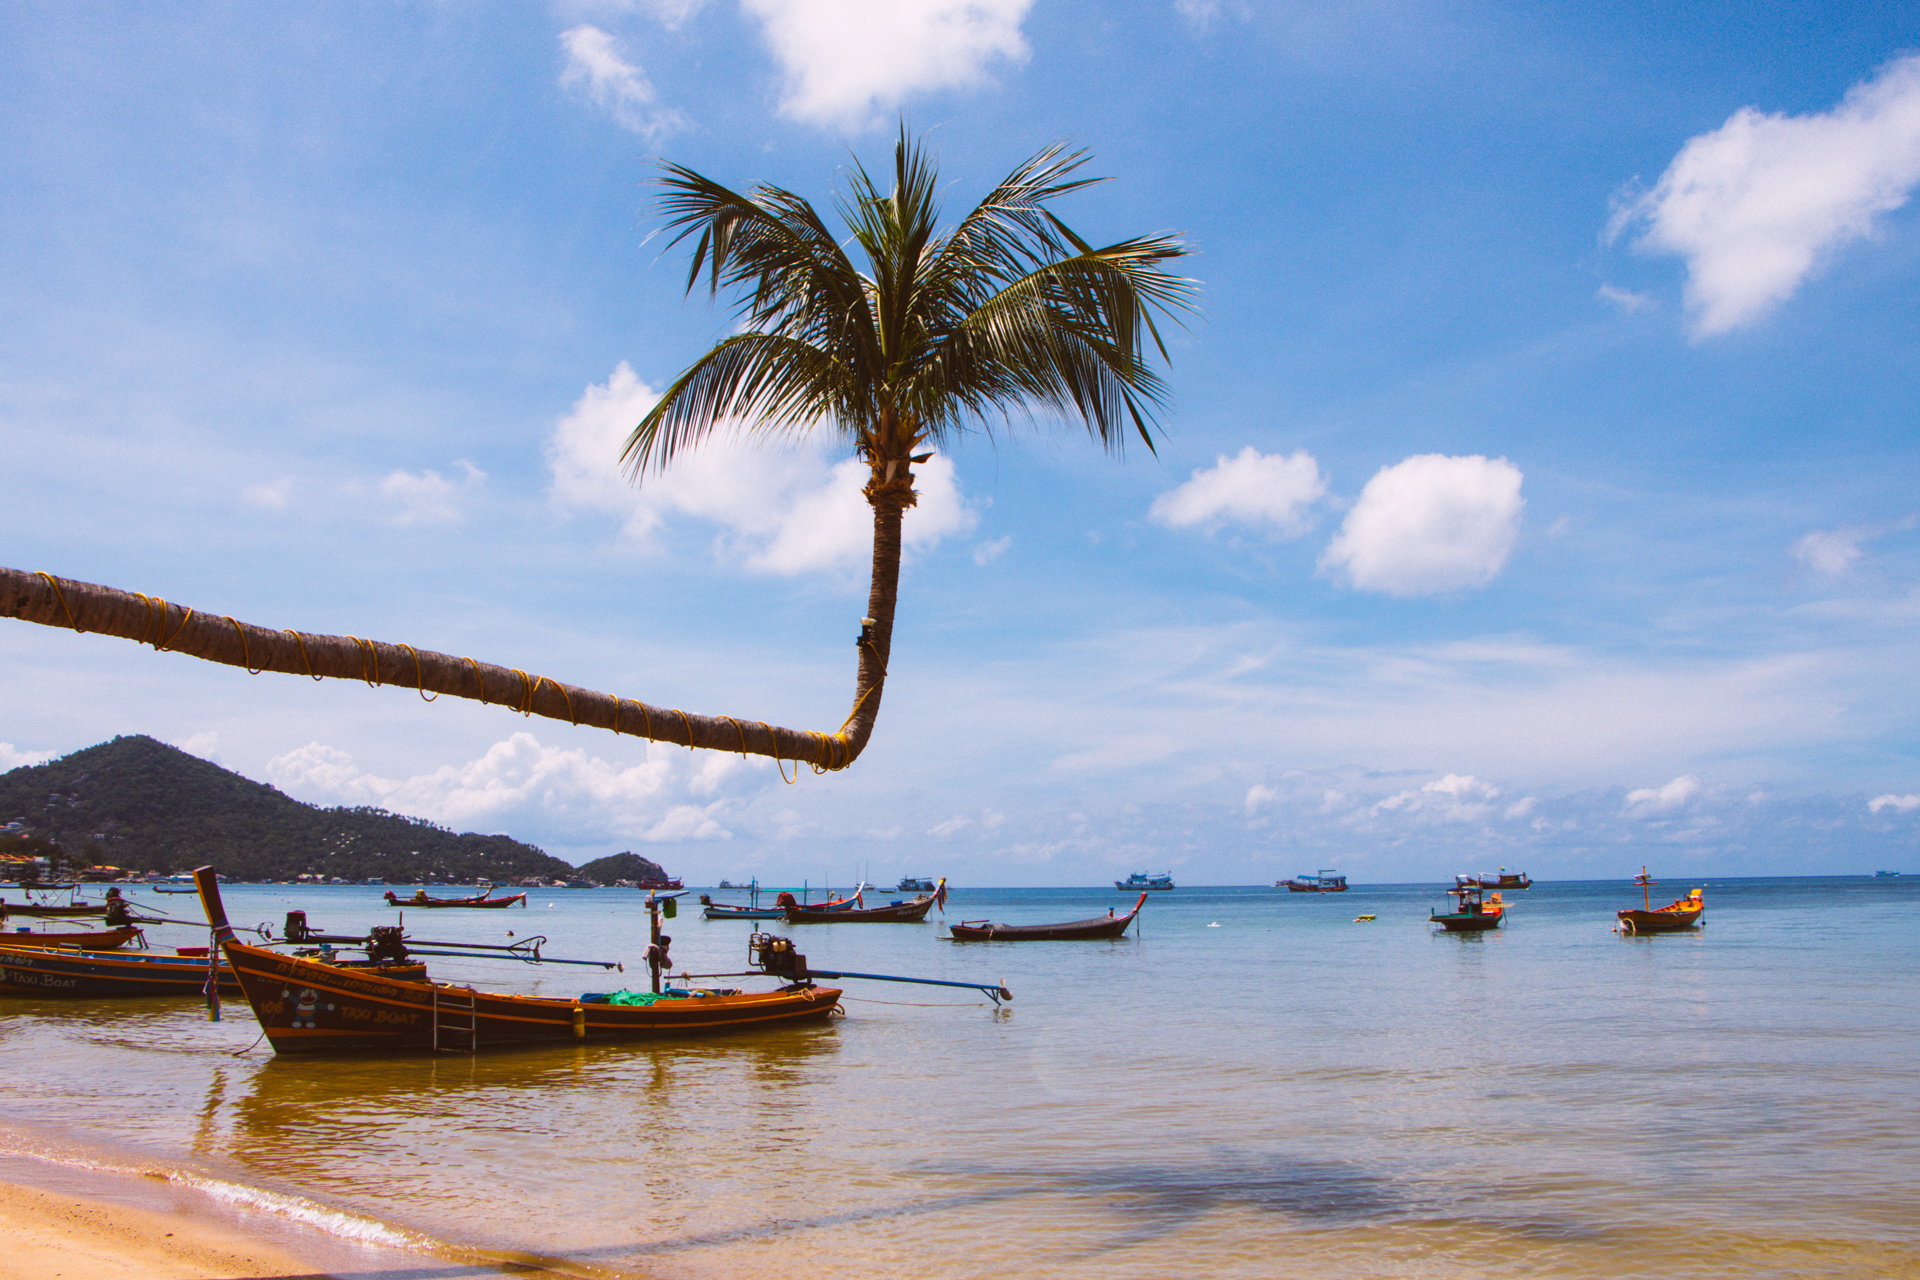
[1,876,1916,1278]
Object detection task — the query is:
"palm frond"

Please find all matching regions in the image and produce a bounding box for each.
[622,333,851,477]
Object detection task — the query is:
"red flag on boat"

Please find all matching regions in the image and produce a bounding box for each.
[934,878,947,911]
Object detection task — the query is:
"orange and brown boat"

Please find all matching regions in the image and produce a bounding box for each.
[384,887,527,909]
[0,925,143,950]
[191,867,842,1055]
[1617,868,1703,934]
[0,944,426,998]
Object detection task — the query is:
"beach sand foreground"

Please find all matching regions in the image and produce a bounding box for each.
[1,1177,325,1280]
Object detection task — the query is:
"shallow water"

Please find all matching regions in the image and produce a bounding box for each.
[2,877,1916,1278]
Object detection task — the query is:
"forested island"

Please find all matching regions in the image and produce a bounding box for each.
[0,736,672,886]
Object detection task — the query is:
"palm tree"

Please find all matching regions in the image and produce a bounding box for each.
[625,127,1195,766]
[0,130,1191,772]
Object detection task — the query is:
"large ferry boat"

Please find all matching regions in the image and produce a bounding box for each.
[1114,872,1175,891]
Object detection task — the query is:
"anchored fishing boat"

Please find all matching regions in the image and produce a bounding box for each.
[784,882,943,923]
[384,885,527,909]
[1115,872,1175,891]
[1281,870,1348,892]
[0,945,426,998]
[1430,878,1504,932]
[949,892,1147,941]
[190,868,840,1055]
[895,876,936,893]
[0,885,110,917]
[1616,868,1703,934]
[1470,868,1532,890]
[701,882,865,920]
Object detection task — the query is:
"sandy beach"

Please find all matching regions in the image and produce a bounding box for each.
[0,1176,326,1280]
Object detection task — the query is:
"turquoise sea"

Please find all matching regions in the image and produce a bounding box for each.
[1,876,1916,1278]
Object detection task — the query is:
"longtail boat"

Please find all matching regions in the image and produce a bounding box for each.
[384,886,527,909]
[0,894,109,918]
[1,925,143,950]
[191,868,842,1055]
[785,880,944,924]
[949,893,1147,941]
[0,945,426,998]
[1617,868,1703,934]
[1470,868,1532,890]
[702,887,863,920]
[1429,879,1504,932]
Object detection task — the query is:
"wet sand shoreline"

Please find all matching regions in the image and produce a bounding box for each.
[1,1145,604,1280]
[1,1161,335,1280]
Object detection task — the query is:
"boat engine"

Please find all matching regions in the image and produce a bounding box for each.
[748,932,809,982]
[282,910,311,943]
[366,925,409,964]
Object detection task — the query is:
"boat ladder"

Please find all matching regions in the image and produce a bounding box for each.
[432,983,478,1053]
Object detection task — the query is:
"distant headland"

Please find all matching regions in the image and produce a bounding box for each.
[0,735,671,887]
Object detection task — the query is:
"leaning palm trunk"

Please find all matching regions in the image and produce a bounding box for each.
[2,132,1189,776]
[1,565,871,770]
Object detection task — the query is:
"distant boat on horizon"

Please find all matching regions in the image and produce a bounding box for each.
[1115,872,1175,891]
[1281,870,1347,893]
[1875,870,1901,877]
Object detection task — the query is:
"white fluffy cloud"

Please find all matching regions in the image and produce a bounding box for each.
[1869,793,1920,814]
[0,742,56,771]
[559,25,685,139]
[1615,53,1920,338]
[1626,774,1701,816]
[1372,773,1504,823]
[1793,527,1865,577]
[1791,515,1916,578]
[378,461,484,526]
[267,733,756,843]
[547,363,976,575]
[1320,454,1524,596]
[740,0,1032,128]
[1150,446,1326,537]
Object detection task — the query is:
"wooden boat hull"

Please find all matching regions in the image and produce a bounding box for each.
[785,897,934,923]
[1617,907,1702,933]
[1,926,143,950]
[703,892,861,920]
[950,893,1146,941]
[1430,909,1504,932]
[216,937,840,1054]
[385,892,527,909]
[0,901,108,917]
[0,946,427,998]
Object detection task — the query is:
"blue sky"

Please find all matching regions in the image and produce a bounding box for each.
[5,1,1920,883]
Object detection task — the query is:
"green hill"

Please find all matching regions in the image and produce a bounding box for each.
[0,735,583,884]
[576,850,673,886]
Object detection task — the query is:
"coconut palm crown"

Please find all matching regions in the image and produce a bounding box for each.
[625,127,1196,766]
